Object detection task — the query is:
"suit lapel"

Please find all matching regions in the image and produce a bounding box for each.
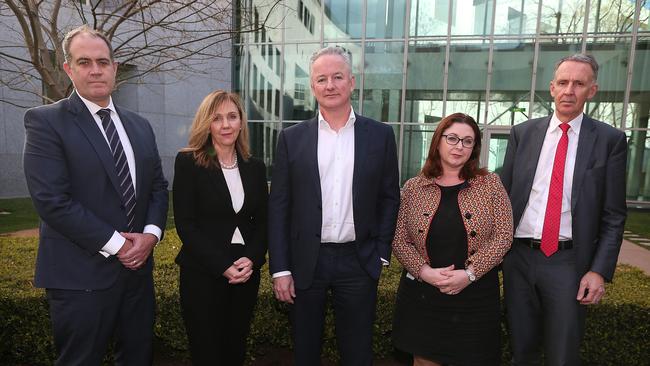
[208,164,234,211]
[307,118,323,203]
[68,92,123,195]
[237,152,253,211]
[353,115,369,207]
[571,115,596,212]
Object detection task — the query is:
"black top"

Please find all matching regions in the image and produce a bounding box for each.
[427,182,468,269]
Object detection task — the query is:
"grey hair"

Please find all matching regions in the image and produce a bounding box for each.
[309,46,353,75]
[62,25,114,63]
[554,54,599,81]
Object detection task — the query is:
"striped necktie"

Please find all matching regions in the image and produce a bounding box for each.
[97,109,136,232]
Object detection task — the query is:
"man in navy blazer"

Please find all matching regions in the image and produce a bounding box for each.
[23,25,168,365]
[500,54,627,365]
[268,46,400,365]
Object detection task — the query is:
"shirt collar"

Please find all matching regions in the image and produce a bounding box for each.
[318,107,356,131]
[550,112,582,135]
[77,92,116,117]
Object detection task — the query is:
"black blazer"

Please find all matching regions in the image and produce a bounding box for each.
[268,115,400,289]
[500,115,627,281]
[24,91,169,290]
[173,151,268,276]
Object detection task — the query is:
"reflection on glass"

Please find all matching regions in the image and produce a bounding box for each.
[487,132,509,173]
[539,0,585,34]
[629,37,650,128]
[451,0,493,36]
[447,44,490,122]
[531,41,583,119]
[249,121,281,177]
[588,0,643,33]
[584,38,630,127]
[493,0,538,35]
[283,43,320,120]
[626,130,650,202]
[401,124,437,184]
[409,0,449,36]
[405,41,445,123]
[489,41,534,125]
[285,0,321,41]
[363,42,404,122]
[366,0,406,39]
[325,0,363,39]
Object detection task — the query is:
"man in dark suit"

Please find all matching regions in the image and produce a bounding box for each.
[500,54,627,365]
[23,25,168,365]
[268,46,400,365]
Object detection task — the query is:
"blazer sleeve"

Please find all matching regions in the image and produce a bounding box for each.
[172,153,233,275]
[590,131,628,281]
[142,120,169,233]
[268,130,292,275]
[391,180,428,277]
[467,174,513,279]
[245,160,269,270]
[376,124,401,262]
[23,107,115,252]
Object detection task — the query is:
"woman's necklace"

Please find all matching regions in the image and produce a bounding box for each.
[219,153,238,169]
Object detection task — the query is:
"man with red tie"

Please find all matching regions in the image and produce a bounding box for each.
[500,54,627,365]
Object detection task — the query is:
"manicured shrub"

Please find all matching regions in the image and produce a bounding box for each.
[1,233,648,365]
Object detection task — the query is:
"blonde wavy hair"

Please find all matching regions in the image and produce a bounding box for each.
[181,90,251,169]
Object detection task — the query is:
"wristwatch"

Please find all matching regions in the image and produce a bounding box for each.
[465,268,476,283]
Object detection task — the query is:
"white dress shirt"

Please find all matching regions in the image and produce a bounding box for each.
[317,109,357,243]
[515,112,583,240]
[222,166,246,245]
[77,94,162,256]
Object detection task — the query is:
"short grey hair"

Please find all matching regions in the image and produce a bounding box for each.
[309,46,353,75]
[554,54,599,81]
[63,25,114,63]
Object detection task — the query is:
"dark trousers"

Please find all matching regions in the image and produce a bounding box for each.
[46,269,155,366]
[503,240,586,366]
[291,243,379,366]
[179,253,260,366]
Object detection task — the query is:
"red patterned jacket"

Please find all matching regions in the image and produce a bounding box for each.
[392,172,513,279]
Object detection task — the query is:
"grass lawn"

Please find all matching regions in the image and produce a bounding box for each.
[0,195,175,234]
[625,209,650,238]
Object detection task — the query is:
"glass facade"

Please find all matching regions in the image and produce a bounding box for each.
[235,0,650,203]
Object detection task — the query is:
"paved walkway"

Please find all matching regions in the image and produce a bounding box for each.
[618,239,650,275]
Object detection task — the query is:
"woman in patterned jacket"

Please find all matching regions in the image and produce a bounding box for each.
[391,113,513,366]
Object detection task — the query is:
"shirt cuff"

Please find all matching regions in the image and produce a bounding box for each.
[272,271,292,278]
[143,224,162,243]
[381,257,389,266]
[100,231,126,257]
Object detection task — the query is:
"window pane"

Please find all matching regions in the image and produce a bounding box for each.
[249,121,281,178]
[286,0,321,41]
[324,0,363,39]
[625,130,650,202]
[363,41,404,122]
[283,43,320,121]
[405,41,445,123]
[409,0,449,37]
[488,41,535,126]
[401,123,436,183]
[539,0,585,34]
[585,37,630,128]
[588,0,642,33]
[446,43,490,123]
[450,0,493,36]
[366,0,407,39]
[530,41,583,119]
[493,0,538,35]
[629,37,650,128]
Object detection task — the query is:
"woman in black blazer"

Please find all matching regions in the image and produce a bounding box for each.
[173,90,268,365]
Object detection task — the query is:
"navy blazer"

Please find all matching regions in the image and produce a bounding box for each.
[268,114,400,289]
[173,151,268,276]
[500,115,627,281]
[23,92,169,290]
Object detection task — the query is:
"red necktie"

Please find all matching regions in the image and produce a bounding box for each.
[540,123,571,257]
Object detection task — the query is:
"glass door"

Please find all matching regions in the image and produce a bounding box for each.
[481,127,511,174]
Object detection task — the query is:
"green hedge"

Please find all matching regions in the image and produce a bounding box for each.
[1,232,649,365]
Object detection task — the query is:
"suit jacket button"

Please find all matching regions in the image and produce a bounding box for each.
[465,212,472,219]
[470,230,477,237]
[470,250,476,255]
[423,213,430,217]
[418,229,424,233]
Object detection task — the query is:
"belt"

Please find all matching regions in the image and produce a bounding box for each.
[515,238,573,250]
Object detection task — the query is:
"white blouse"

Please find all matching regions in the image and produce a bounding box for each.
[222,167,245,245]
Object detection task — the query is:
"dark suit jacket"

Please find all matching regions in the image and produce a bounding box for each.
[173,151,268,275]
[500,115,627,281]
[23,91,169,290]
[268,114,400,289]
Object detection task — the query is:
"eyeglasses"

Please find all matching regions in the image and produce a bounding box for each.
[442,134,475,148]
